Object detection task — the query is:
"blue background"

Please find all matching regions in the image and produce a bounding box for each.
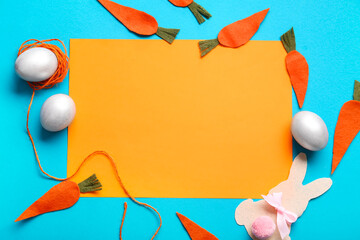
[1,0,359,239]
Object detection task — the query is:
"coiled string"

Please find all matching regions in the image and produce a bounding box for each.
[20,39,161,240]
[18,39,69,91]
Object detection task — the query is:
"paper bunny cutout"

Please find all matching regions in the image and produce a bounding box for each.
[235,153,332,240]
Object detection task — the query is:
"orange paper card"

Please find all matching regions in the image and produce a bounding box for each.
[68,39,292,198]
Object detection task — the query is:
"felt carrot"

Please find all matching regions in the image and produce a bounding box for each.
[98,0,180,44]
[198,8,269,57]
[331,80,360,174]
[15,174,102,222]
[281,28,309,108]
[177,213,219,240]
[168,0,211,24]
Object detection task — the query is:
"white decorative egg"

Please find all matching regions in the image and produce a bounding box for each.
[15,47,58,82]
[40,94,76,132]
[291,111,329,151]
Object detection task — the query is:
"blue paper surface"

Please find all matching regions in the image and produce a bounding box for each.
[0,0,359,239]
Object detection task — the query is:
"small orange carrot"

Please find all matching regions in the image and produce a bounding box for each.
[168,0,211,24]
[177,212,219,240]
[15,174,102,222]
[332,80,360,174]
[198,8,269,57]
[98,0,180,43]
[281,28,309,108]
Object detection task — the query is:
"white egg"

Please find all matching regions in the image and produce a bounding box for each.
[291,111,329,151]
[15,47,58,82]
[40,94,76,132]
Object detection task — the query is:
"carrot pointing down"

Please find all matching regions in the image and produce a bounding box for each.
[281,28,309,108]
[16,174,102,222]
[199,8,269,57]
[332,80,360,174]
[98,0,180,43]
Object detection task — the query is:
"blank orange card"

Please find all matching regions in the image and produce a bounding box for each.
[68,39,292,198]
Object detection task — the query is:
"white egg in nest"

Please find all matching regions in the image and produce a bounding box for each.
[291,111,329,151]
[15,47,58,82]
[40,94,76,132]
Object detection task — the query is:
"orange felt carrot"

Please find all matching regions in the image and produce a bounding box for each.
[198,8,269,57]
[98,0,180,43]
[168,0,211,24]
[331,80,360,174]
[20,40,162,238]
[177,213,219,240]
[281,28,309,108]
[15,174,102,222]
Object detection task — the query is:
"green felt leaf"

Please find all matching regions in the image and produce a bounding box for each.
[156,27,180,44]
[354,80,360,101]
[188,2,212,24]
[281,27,296,53]
[198,38,219,57]
[78,174,102,193]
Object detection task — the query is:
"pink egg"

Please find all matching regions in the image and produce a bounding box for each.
[251,216,276,240]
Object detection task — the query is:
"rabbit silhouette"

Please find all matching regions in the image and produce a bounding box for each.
[235,153,332,240]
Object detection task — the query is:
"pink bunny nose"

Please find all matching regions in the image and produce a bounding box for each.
[251,216,276,240]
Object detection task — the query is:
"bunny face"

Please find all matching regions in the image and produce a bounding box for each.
[235,153,332,240]
[269,153,332,216]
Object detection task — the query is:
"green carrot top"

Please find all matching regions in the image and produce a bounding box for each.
[281,27,296,53]
[78,174,102,193]
[354,80,360,101]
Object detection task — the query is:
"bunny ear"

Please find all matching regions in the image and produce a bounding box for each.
[287,153,307,184]
[303,178,332,200]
